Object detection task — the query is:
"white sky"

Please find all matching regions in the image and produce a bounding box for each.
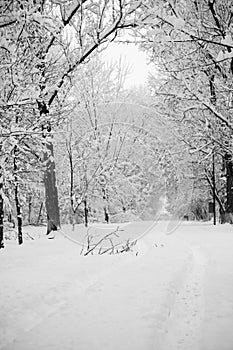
[102,42,150,88]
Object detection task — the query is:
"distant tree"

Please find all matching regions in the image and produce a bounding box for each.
[138,0,233,221]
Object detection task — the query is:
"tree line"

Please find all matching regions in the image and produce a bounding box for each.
[1,0,233,249]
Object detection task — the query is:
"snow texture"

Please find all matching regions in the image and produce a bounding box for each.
[0,221,233,350]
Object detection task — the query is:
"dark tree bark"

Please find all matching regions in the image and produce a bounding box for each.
[13,146,23,245]
[205,170,226,223]
[219,206,227,224]
[104,206,109,223]
[67,136,76,230]
[225,153,233,223]
[40,105,60,234]
[0,140,4,248]
[212,151,216,225]
[37,201,44,225]
[43,137,60,234]
[102,187,109,223]
[14,184,23,245]
[84,198,88,227]
[28,194,32,224]
[209,74,217,104]
[0,174,4,249]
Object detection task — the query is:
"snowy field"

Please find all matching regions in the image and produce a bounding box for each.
[0,221,233,350]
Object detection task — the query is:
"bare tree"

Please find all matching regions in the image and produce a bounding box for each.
[0,0,144,235]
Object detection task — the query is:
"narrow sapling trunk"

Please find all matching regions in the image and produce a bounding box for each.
[212,151,216,225]
[102,188,109,223]
[15,183,23,245]
[28,194,32,224]
[67,139,76,230]
[225,153,233,223]
[84,198,88,227]
[37,202,44,225]
[13,147,23,245]
[104,206,109,223]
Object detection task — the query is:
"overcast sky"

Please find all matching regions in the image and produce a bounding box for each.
[102,42,150,88]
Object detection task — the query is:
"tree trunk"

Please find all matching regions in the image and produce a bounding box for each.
[0,174,4,249]
[37,201,44,225]
[225,153,233,223]
[104,206,109,223]
[71,212,76,231]
[84,198,88,227]
[15,183,23,245]
[0,140,4,248]
[212,151,216,225]
[219,207,227,224]
[28,194,32,224]
[44,138,60,234]
[205,171,226,223]
[39,101,60,235]
[102,187,109,223]
[13,147,23,245]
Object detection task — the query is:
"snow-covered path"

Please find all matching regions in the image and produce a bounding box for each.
[1,221,233,350]
[175,223,233,350]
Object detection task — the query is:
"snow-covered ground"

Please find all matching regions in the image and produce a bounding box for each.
[0,221,233,350]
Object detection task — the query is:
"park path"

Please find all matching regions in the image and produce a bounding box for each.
[1,221,233,350]
[175,223,233,350]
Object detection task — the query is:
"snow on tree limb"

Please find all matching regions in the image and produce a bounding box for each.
[202,101,232,130]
